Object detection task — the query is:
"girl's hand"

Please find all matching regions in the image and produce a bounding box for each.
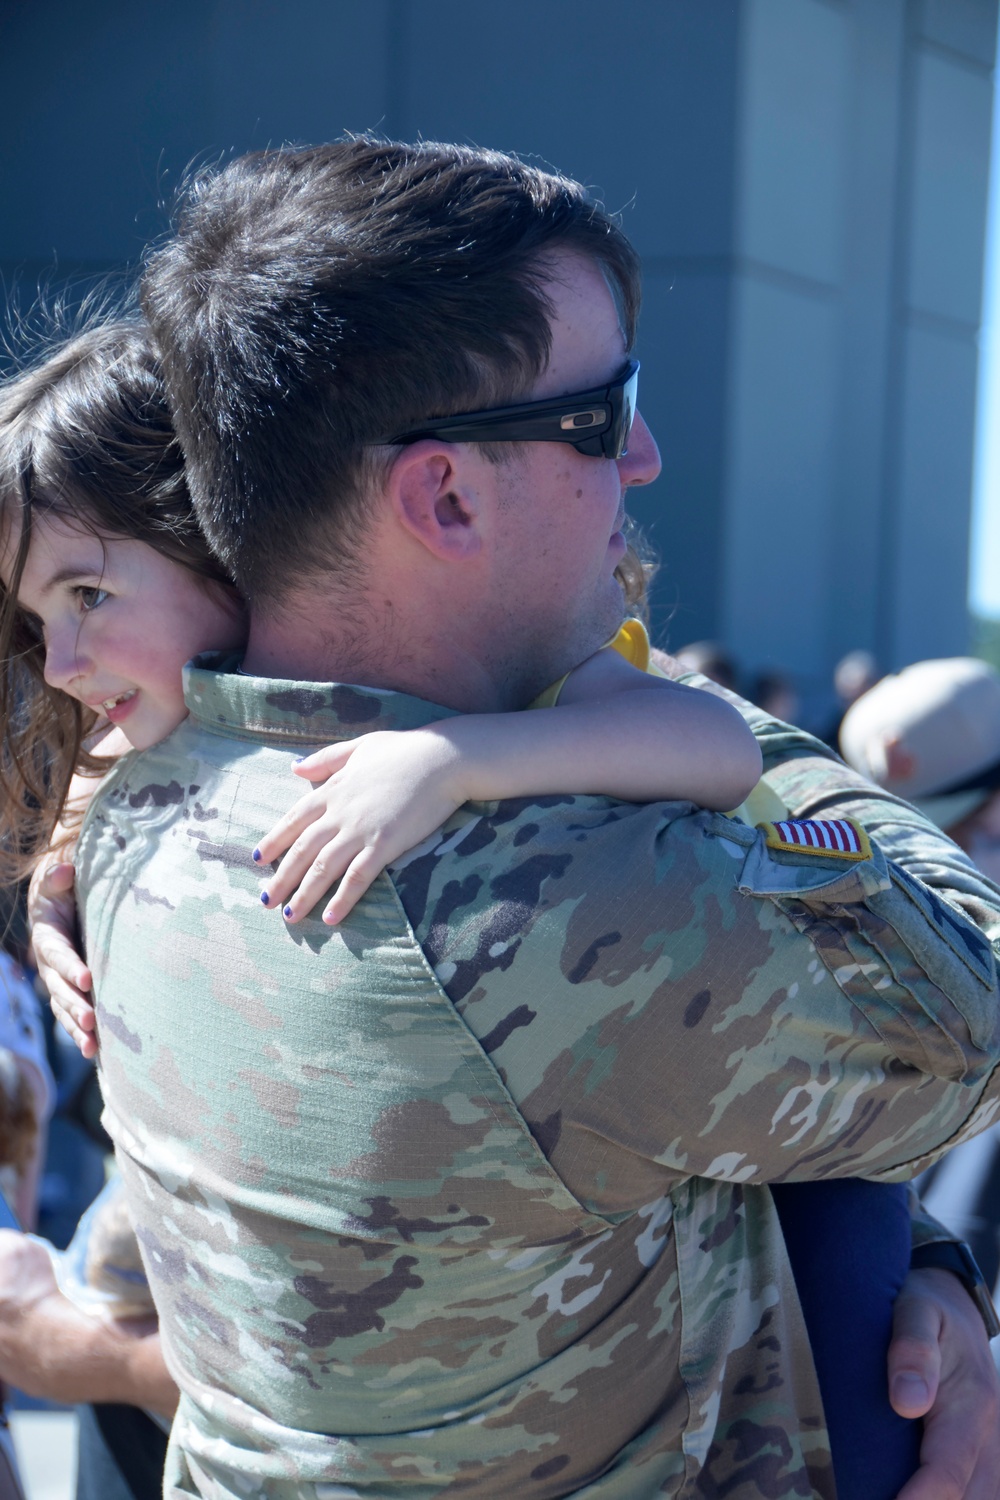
[28,861,97,1058]
[253,729,468,925]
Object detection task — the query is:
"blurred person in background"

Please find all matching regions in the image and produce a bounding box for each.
[842,656,1000,1319]
[750,668,800,725]
[673,638,739,691]
[820,647,881,749]
[836,648,880,711]
[0,947,52,1229]
[0,880,53,1231]
[0,899,158,1497]
[0,1177,175,1500]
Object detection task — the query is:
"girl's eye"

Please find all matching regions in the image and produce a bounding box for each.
[75,587,109,611]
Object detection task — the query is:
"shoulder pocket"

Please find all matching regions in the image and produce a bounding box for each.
[732,823,1000,1067]
[733,824,892,906]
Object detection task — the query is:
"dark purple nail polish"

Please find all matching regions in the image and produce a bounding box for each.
[293,755,305,764]
[252,848,262,862]
[284,906,294,919]
[260,891,270,906]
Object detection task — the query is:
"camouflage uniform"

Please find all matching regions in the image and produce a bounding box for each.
[77,657,1000,1500]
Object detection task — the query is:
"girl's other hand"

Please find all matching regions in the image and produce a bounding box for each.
[253,730,467,925]
[28,861,97,1058]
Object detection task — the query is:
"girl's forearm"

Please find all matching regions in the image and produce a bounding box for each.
[438,687,762,811]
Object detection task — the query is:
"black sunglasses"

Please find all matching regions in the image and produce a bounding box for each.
[385,360,640,460]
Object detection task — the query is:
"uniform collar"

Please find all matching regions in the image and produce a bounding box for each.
[182,651,460,745]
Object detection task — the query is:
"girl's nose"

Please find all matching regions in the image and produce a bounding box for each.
[43,633,88,696]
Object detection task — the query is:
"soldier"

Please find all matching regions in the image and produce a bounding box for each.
[19,140,1000,1497]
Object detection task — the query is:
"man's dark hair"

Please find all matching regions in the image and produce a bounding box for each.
[141,137,641,606]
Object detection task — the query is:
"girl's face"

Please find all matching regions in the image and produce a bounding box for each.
[5,510,246,751]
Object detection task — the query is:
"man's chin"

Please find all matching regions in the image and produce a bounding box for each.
[573,591,628,666]
[598,578,628,639]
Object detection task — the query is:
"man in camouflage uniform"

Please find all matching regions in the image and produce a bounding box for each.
[76,141,1000,1498]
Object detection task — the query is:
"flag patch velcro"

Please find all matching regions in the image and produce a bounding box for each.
[758,817,872,862]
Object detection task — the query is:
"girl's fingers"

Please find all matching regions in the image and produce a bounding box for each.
[37,949,93,999]
[254,794,332,865]
[259,820,349,909]
[48,978,98,1058]
[33,920,93,998]
[292,743,355,781]
[29,861,96,1055]
[322,848,384,925]
[45,969,96,1026]
[62,1016,99,1060]
[276,837,361,923]
[39,862,77,897]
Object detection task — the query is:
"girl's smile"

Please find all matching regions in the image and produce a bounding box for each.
[3,510,245,751]
[101,688,139,724]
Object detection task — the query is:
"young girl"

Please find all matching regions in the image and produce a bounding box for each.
[2,322,917,1500]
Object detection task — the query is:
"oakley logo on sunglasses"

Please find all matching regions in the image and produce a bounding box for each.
[384,360,639,460]
[561,410,603,431]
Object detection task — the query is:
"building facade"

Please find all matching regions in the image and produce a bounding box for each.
[0,0,995,690]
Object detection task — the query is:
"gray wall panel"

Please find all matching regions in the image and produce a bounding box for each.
[722,275,840,672]
[918,0,998,64]
[399,0,740,260]
[0,1,211,261]
[827,0,905,663]
[888,324,979,660]
[737,0,850,286]
[208,0,392,147]
[634,268,733,648]
[907,49,993,323]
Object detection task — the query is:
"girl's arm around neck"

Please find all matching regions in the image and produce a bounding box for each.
[451,646,762,812]
[255,646,762,927]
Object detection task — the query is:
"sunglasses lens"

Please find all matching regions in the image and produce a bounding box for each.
[612,367,639,458]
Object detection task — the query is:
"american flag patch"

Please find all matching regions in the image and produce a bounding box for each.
[759,817,872,862]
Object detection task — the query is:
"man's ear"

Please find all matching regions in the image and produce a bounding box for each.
[387,441,483,561]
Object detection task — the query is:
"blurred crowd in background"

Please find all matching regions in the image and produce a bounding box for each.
[673,641,881,749]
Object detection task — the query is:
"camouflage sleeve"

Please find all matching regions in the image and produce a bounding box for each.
[396,784,1000,1203]
[679,670,1000,951]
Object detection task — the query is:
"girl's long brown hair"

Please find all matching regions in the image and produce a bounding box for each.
[616,521,657,626]
[0,322,234,884]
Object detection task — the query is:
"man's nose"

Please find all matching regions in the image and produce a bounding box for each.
[619,411,661,488]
